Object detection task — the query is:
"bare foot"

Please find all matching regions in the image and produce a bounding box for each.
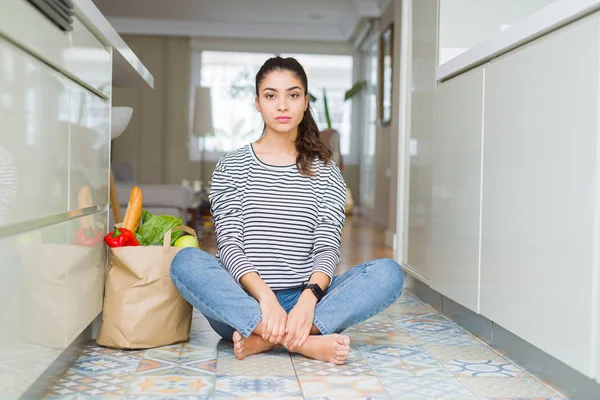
[232,331,278,360]
[291,334,351,364]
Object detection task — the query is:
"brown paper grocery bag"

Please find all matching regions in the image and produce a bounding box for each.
[96,226,195,349]
[17,243,104,348]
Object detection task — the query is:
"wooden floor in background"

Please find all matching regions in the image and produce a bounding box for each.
[198,214,393,276]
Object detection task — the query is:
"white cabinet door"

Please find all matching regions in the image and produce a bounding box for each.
[0,211,106,399]
[0,38,70,227]
[406,0,439,281]
[68,82,110,210]
[481,13,600,377]
[430,67,485,313]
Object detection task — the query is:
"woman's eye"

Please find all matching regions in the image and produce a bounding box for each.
[265,94,275,99]
[290,93,299,99]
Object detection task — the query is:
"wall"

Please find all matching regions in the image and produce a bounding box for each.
[369,0,405,243]
[438,0,556,64]
[405,0,438,279]
[111,35,361,198]
[370,1,394,228]
[404,1,600,384]
[111,35,197,185]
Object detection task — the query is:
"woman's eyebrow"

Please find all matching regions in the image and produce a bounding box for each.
[262,86,302,92]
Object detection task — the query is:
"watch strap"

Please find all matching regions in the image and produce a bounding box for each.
[301,282,325,302]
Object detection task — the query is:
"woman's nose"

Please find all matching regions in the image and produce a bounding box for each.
[277,98,288,111]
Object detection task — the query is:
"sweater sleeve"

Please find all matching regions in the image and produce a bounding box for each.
[209,159,258,282]
[312,166,347,279]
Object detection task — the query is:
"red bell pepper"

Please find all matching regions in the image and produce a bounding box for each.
[73,226,104,247]
[104,226,140,248]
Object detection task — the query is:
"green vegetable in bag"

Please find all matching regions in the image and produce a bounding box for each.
[135,210,184,246]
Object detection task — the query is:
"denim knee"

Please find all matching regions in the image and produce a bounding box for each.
[170,247,216,282]
[372,258,405,297]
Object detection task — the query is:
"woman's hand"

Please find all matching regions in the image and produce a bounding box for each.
[284,292,317,350]
[258,294,288,344]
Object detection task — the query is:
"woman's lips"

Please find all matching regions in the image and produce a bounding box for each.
[276,116,291,123]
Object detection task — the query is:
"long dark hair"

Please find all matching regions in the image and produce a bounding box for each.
[255,56,332,176]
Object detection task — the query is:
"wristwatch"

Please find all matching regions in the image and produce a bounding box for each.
[301,282,325,302]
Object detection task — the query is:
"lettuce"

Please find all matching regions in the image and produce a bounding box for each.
[135,210,184,246]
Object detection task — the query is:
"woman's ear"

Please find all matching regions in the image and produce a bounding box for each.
[255,96,260,112]
[304,95,309,111]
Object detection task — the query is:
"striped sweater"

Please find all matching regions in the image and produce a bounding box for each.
[209,144,346,290]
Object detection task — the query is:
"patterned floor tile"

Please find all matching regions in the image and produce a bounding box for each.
[360,344,451,378]
[477,398,565,400]
[126,375,215,396]
[188,331,223,348]
[39,289,568,400]
[135,357,217,377]
[346,319,398,333]
[396,291,423,304]
[69,355,140,376]
[409,330,485,346]
[214,375,302,397]
[383,303,437,319]
[348,330,417,346]
[298,376,390,399]
[444,358,528,378]
[83,343,146,362]
[215,397,302,400]
[133,343,217,377]
[44,372,133,397]
[44,396,119,400]
[424,344,506,362]
[457,377,563,398]
[378,376,477,399]
[217,353,296,376]
[396,316,462,334]
[143,344,217,363]
[292,356,375,377]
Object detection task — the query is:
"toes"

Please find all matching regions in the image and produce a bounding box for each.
[335,349,349,357]
[232,331,243,343]
[340,335,351,346]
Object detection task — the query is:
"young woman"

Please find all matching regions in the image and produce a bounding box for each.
[170,56,404,365]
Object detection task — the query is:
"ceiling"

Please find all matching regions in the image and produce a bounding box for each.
[92,0,391,42]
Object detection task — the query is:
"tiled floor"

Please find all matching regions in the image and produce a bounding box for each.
[43,290,566,399]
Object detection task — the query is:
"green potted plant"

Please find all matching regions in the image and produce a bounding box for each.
[309,80,367,129]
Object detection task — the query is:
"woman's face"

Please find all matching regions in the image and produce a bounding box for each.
[255,69,309,135]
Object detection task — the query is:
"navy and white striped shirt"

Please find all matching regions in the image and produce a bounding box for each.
[209,144,346,290]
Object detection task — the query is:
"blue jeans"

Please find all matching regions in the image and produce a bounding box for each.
[170,248,405,340]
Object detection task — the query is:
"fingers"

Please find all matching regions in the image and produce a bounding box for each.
[284,327,296,349]
[266,314,287,344]
[263,317,273,341]
[275,319,286,344]
[297,329,310,348]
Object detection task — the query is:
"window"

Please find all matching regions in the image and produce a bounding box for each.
[190,51,354,161]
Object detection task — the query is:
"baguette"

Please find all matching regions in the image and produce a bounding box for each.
[122,186,143,233]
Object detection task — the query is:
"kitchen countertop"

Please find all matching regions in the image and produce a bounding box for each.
[74,0,153,89]
[436,0,600,81]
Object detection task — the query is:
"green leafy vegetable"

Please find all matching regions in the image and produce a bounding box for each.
[142,209,154,224]
[136,213,183,246]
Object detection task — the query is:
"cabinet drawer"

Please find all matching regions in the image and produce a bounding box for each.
[0,211,106,397]
[69,17,111,97]
[68,81,110,210]
[0,38,70,228]
[0,0,111,97]
[430,66,484,313]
